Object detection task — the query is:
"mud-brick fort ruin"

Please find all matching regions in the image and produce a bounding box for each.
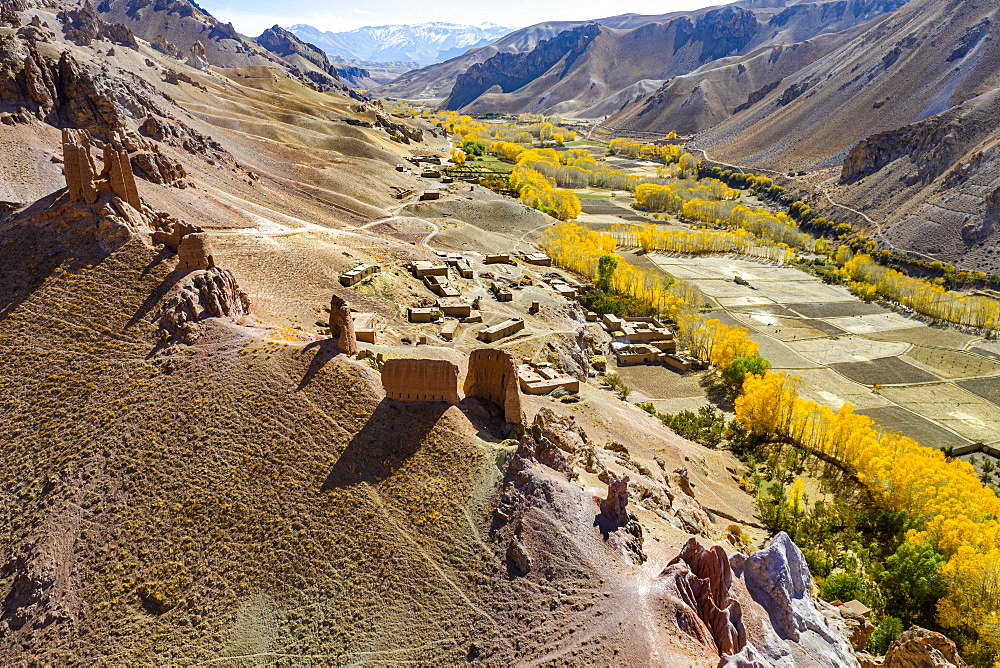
[378,348,523,424]
[381,358,462,403]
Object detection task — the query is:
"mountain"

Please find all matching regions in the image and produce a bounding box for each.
[439,1,907,116]
[373,11,697,100]
[677,0,1000,271]
[287,22,515,65]
[95,0,280,69]
[255,25,341,90]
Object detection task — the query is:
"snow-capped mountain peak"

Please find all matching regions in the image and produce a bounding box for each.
[287,22,515,65]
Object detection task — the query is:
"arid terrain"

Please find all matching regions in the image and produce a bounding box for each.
[0,0,994,665]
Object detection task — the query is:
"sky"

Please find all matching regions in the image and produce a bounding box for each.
[199,0,728,36]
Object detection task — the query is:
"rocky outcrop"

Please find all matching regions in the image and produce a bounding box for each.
[329,293,358,356]
[130,151,186,186]
[256,24,341,90]
[683,5,759,62]
[660,533,859,666]
[158,267,250,344]
[464,348,522,423]
[531,407,590,453]
[444,23,602,110]
[599,474,630,526]
[139,115,230,165]
[0,548,56,634]
[186,40,209,70]
[883,626,967,668]
[732,532,858,666]
[58,1,137,48]
[662,538,757,660]
[373,111,423,144]
[151,218,201,251]
[0,22,162,138]
[514,430,570,474]
[841,114,964,184]
[506,535,532,574]
[151,35,183,58]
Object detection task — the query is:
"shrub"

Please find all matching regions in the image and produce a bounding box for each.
[659,405,727,447]
[820,572,872,607]
[867,616,904,655]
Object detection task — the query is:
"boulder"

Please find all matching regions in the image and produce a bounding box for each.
[158,267,250,344]
[883,626,967,668]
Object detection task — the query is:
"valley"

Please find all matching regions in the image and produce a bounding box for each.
[1,0,999,665]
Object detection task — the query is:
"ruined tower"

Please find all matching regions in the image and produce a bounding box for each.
[61,128,141,210]
[329,293,358,355]
[465,348,522,424]
[102,131,141,210]
[177,232,215,271]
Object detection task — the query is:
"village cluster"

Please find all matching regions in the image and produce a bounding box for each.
[330,244,695,407]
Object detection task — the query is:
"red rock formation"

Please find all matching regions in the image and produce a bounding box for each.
[464,348,522,423]
[329,293,358,355]
[663,538,750,659]
[381,358,460,403]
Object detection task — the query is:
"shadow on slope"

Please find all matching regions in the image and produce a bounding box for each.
[323,399,451,487]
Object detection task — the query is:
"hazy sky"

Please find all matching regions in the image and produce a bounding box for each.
[200,0,729,35]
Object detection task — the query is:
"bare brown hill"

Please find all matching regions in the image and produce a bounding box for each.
[438,0,904,118]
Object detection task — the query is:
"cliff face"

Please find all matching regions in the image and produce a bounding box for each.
[840,114,964,185]
[444,23,602,110]
[684,5,760,62]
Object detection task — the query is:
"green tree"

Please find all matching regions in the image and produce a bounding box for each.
[878,542,945,622]
[722,354,772,389]
[461,140,486,156]
[596,254,618,293]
